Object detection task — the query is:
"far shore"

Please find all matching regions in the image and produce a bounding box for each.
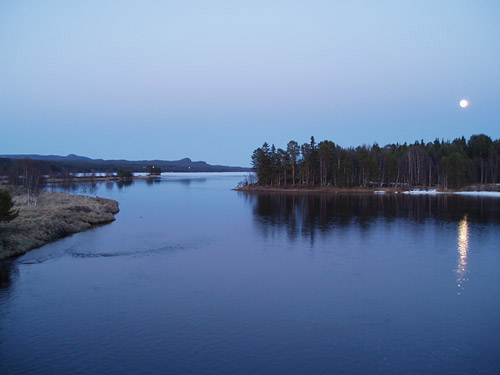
[1,172,247,185]
[0,174,156,186]
[45,174,155,183]
[0,190,119,260]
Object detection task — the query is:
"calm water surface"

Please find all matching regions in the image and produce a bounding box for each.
[1,174,500,374]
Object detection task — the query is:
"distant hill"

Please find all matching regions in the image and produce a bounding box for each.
[0,154,250,173]
[2,154,93,162]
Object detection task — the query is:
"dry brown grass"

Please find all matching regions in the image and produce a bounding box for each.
[0,190,119,260]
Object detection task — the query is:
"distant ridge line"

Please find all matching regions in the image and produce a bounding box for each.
[0,154,250,172]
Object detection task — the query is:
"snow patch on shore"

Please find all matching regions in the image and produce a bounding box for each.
[403,189,439,195]
[401,189,500,197]
[454,191,500,197]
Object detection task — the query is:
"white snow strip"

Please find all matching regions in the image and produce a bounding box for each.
[73,172,112,177]
[454,191,500,197]
[403,189,439,195]
[374,191,387,194]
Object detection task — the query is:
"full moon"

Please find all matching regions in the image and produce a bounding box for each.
[459,99,469,108]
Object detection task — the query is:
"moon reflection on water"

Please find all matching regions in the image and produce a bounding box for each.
[456,215,469,294]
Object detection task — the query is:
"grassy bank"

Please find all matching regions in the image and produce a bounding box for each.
[0,190,119,260]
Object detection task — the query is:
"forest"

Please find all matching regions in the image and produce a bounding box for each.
[250,134,500,189]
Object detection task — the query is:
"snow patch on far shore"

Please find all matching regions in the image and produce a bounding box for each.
[401,189,500,197]
[403,189,439,195]
[454,191,500,197]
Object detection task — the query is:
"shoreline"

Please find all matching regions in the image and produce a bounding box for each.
[0,175,155,186]
[0,190,119,260]
[234,184,500,195]
[44,175,155,183]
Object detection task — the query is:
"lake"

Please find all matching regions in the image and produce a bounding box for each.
[1,173,500,374]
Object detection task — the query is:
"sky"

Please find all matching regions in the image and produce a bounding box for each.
[1,0,499,167]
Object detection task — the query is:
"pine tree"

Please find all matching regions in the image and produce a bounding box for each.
[0,190,18,223]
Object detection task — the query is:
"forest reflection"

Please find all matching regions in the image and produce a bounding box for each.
[48,176,211,194]
[244,192,500,241]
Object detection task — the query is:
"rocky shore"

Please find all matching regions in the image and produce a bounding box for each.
[0,190,119,260]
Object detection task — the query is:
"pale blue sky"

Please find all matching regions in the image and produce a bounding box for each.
[1,0,499,166]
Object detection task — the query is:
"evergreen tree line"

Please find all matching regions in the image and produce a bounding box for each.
[251,134,500,189]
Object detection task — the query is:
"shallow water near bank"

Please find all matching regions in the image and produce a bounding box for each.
[1,174,500,374]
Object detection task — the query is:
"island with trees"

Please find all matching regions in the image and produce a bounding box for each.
[242,134,500,191]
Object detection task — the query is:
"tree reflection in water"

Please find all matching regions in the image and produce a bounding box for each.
[116,179,134,189]
[0,261,13,290]
[244,192,500,242]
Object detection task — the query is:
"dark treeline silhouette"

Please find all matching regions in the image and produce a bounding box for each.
[251,134,500,188]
